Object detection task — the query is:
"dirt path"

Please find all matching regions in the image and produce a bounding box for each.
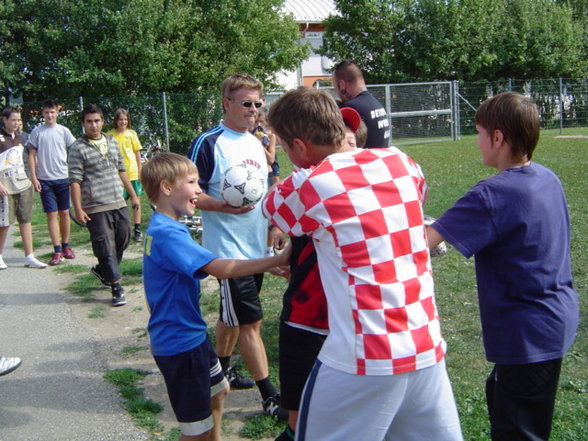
[62,241,274,441]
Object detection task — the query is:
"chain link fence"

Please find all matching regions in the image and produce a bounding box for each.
[18,78,587,154]
[456,78,588,135]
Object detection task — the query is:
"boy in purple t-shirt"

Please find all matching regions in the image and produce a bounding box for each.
[427,92,579,441]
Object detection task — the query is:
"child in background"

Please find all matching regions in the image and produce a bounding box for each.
[427,92,579,441]
[141,152,289,441]
[340,106,366,149]
[251,107,280,185]
[27,100,77,265]
[108,109,144,242]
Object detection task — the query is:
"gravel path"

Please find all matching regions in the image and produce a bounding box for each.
[0,227,273,441]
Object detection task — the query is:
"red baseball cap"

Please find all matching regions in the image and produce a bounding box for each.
[340,107,361,133]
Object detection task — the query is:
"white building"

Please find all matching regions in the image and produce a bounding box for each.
[277,0,337,90]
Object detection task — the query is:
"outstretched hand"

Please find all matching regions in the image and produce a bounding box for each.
[221,201,256,215]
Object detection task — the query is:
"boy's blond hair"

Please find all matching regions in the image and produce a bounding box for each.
[141,152,197,203]
[475,92,540,160]
[268,87,346,148]
[221,74,263,100]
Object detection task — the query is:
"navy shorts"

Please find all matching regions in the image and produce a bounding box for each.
[218,273,264,326]
[154,337,227,434]
[279,322,326,410]
[39,179,70,212]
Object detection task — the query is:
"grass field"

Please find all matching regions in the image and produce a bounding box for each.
[235,128,588,440]
[26,128,587,440]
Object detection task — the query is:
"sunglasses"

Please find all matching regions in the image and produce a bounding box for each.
[229,99,263,109]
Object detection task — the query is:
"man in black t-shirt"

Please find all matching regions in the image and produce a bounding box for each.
[332,60,390,148]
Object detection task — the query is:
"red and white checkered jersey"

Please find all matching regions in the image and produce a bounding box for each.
[263,147,446,375]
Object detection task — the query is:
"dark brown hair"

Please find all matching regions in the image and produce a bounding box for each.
[475,92,540,160]
[268,87,346,148]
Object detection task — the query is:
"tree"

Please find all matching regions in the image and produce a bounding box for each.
[0,0,309,101]
[319,0,587,83]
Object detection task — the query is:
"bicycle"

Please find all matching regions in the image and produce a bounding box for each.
[140,137,163,164]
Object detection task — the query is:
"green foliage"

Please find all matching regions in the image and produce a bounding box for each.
[103,367,151,388]
[0,0,309,102]
[240,414,285,440]
[320,0,588,82]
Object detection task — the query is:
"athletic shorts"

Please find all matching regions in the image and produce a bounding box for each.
[297,360,463,441]
[270,161,280,177]
[123,179,143,199]
[279,322,326,410]
[154,337,228,437]
[0,186,34,227]
[39,179,70,212]
[218,273,264,326]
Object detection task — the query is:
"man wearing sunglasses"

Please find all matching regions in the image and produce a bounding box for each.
[188,74,285,420]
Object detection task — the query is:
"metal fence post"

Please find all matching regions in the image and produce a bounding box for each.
[453,81,460,141]
[162,92,170,151]
[384,84,392,144]
[559,78,564,134]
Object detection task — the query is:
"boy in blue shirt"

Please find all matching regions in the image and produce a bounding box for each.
[427,92,579,441]
[141,152,289,441]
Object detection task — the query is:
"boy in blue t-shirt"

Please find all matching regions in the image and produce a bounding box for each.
[427,92,579,441]
[141,152,289,441]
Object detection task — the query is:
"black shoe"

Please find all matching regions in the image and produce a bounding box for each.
[111,284,126,307]
[91,266,109,287]
[262,393,288,421]
[224,366,255,390]
[133,229,143,242]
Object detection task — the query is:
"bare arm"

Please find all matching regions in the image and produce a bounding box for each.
[264,133,276,165]
[426,225,445,249]
[134,150,142,177]
[119,170,140,212]
[70,182,90,224]
[28,148,41,192]
[270,225,287,250]
[196,192,255,215]
[0,182,8,197]
[202,242,291,279]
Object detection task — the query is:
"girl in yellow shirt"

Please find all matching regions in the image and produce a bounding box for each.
[108,109,143,242]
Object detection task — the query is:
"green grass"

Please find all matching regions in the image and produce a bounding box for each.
[103,368,166,435]
[31,131,586,440]
[88,306,107,319]
[120,345,150,356]
[239,133,588,440]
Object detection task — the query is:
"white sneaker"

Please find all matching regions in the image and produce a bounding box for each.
[0,255,7,270]
[24,256,47,269]
[0,356,22,376]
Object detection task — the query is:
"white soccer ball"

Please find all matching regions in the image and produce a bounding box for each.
[221,163,266,208]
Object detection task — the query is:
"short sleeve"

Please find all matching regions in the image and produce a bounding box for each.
[433,185,496,258]
[156,228,216,279]
[64,127,77,147]
[130,130,142,152]
[263,168,320,237]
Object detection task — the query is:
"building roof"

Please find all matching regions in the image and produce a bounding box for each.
[283,0,336,23]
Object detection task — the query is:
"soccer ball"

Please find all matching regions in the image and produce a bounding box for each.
[221,163,266,208]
